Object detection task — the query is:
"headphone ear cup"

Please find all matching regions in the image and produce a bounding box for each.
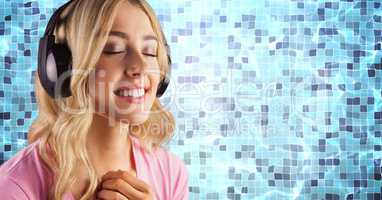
[156,75,170,98]
[156,53,172,98]
[38,35,56,98]
[51,43,72,98]
[38,35,72,98]
[156,33,172,98]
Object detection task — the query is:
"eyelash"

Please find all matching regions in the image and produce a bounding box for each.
[103,51,157,57]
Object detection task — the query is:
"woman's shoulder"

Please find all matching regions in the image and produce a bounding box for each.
[0,175,29,199]
[154,146,188,172]
[152,146,189,199]
[151,144,189,183]
[0,140,52,199]
[130,136,190,199]
[0,141,39,175]
[131,135,189,179]
[131,135,187,169]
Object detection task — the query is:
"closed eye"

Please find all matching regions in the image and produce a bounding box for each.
[144,53,157,57]
[102,50,157,57]
[102,50,125,55]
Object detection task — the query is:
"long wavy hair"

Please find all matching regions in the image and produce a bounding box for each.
[28,0,175,199]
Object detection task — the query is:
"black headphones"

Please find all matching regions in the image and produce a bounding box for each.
[38,0,171,99]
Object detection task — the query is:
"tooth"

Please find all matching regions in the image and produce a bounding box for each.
[116,89,145,97]
[123,90,129,97]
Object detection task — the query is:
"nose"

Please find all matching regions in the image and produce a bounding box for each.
[124,50,146,78]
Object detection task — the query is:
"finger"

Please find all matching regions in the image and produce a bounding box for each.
[97,189,129,200]
[102,170,150,193]
[102,178,145,199]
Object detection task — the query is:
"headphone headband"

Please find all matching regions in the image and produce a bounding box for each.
[44,0,74,36]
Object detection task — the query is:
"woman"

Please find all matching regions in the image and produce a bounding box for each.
[0,0,188,199]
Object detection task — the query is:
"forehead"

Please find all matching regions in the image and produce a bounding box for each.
[111,2,155,36]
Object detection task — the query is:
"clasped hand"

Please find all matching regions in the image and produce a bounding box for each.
[96,170,153,200]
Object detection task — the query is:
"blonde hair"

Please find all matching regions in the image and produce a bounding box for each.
[28,0,175,199]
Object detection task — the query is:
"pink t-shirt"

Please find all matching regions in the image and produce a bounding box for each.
[0,134,189,200]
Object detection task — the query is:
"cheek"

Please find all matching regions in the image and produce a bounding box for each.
[150,67,162,85]
[148,75,161,96]
[88,69,114,102]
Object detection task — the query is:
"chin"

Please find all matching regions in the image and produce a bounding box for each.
[116,113,150,126]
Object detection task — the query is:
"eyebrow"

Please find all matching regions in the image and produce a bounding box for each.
[109,31,158,42]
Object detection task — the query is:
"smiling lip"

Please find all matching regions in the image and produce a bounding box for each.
[113,86,148,104]
[113,85,149,94]
[115,95,145,104]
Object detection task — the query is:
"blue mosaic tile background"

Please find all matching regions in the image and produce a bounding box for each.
[1,0,382,199]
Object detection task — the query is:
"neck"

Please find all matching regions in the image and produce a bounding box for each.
[68,114,136,198]
[86,113,133,177]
